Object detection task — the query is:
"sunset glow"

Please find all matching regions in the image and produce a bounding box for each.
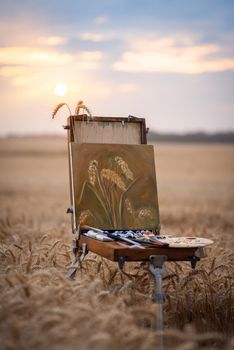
[0,0,233,135]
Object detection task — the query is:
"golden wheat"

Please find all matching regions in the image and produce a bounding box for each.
[0,139,233,350]
[52,100,91,120]
[52,103,72,118]
[75,100,92,117]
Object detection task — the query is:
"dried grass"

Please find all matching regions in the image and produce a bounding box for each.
[0,139,233,350]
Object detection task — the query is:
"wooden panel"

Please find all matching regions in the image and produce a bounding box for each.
[71,143,160,231]
[79,235,198,262]
[67,116,147,144]
[75,120,141,144]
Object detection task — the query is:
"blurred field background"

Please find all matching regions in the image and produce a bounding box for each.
[0,138,233,350]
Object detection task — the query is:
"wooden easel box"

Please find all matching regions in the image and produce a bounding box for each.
[66,115,197,262]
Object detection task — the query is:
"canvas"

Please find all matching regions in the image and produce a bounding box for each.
[71,143,160,230]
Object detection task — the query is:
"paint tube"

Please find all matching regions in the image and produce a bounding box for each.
[95,234,113,242]
[84,230,114,242]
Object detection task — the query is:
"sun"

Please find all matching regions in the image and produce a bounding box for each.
[54,82,68,97]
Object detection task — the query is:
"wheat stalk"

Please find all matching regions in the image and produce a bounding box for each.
[52,103,72,118]
[75,100,92,117]
[74,100,84,115]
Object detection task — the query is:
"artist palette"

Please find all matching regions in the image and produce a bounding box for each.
[155,236,214,248]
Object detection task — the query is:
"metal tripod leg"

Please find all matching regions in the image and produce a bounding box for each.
[149,255,167,349]
[67,240,88,279]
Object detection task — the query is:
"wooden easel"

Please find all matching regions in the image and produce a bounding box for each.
[64,114,205,337]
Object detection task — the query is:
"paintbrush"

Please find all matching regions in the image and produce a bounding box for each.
[81,225,104,233]
[106,232,145,249]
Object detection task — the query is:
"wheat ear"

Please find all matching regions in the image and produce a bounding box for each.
[52,103,72,119]
[75,100,92,117]
[74,100,84,115]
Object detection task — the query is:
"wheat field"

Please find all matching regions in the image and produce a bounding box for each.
[0,138,233,350]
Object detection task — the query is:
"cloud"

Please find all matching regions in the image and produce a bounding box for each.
[75,51,103,69]
[0,66,28,77]
[0,47,71,65]
[113,37,234,74]
[79,32,114,42]
[0,66,34,86]
[0,46,103,70]
[0,47,104,87]
[37,36,68,46]
[94,16,109,25]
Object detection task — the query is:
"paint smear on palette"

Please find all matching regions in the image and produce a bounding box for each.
[71,143,160,230]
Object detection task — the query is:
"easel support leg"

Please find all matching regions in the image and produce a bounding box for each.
[67,239,88,279]
[149,255,167,349]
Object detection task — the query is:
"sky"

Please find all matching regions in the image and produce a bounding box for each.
[0,0,234,135]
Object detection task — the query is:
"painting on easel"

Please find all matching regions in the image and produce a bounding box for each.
[71,143,160,230]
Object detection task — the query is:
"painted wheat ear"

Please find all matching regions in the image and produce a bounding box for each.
[125,199,134,214]
[78,210,92,224]
[101,169,126,191]
[52,103,71,118]
[75,100,92,117]
[88,160,98,186]
[115,156,134,181]
[138,208,153,219]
